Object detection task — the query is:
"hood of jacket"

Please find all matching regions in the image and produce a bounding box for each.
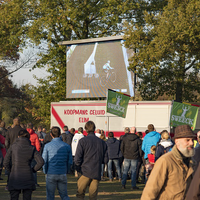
[125,133,139,141]
[107,137,117,144]
[148,131,160,137]
[27,128,35,135]
[159,139,173,148]
[16,137,31,145]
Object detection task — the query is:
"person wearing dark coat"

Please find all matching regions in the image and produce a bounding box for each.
[193,145,200,167]
[4,118,23,190]
[185,162,200,200]
[5,118,23,150]
[61,127,74,147]
[3,129,44,200]
[36,126,46,155]
[121,127,142,190]
[106,132,122,181]
[44,130,52,145]
[155,130,174,161]
[186,144,200,200]
[75,121,108,200]
[135,132,145,184]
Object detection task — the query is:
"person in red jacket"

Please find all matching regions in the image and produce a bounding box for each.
[27,124,40,152]
[27,123,41,187]
[145,145,156,179]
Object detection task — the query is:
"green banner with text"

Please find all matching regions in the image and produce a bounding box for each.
[106,89,130,118]
[170,102,199,130]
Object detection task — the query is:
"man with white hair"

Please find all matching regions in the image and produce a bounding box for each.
[141,124,196,200]
[121,127,142,190]
[130,127,136,134]
[95,129,101,138]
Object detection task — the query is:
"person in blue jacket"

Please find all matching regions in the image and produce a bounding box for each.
[142,124,161,160]
[42,126,73,200]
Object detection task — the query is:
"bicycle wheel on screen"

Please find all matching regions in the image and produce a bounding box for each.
[110,72,116,82]
[100,76,107,87]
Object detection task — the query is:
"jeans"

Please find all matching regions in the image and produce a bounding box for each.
[121,158,138,187]
[108,159,121,180]
[33,172,37,185]
[101,164,105,177]
[31,159,37,184]
[46,174,70,200]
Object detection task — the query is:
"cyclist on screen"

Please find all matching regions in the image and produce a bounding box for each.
[103,60,114,78]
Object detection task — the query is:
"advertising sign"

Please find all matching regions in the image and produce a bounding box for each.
[170,102,199,130]
[51,100,173,136]
[66,40,134,98]
[106,89,130,118]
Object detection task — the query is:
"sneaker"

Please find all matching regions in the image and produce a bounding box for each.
[131,186,139,190]
[5,186,8,190]
[122,185,126,189]
[109,179,113,182]
[119,178,121,182]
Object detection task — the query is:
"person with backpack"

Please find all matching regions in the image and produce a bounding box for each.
[155,130,174,161]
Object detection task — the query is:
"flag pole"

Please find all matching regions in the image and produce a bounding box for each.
[105,89,108,138]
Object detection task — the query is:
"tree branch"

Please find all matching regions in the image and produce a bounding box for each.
[184,59,196,72]
[0,59,31,80]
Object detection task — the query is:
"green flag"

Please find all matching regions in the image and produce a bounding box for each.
[106,89,130,118]
[170,102,199,130]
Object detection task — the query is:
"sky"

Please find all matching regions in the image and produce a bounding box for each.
[9,44,50,87]
[11,67,49,87]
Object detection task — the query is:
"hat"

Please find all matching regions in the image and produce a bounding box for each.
[174,125,196,139]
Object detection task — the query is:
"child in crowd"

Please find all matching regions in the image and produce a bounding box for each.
[145,145,156,179]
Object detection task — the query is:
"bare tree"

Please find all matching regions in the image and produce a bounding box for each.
[0,44,42,80]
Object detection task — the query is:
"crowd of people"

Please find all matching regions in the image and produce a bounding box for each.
[0,118,200,199]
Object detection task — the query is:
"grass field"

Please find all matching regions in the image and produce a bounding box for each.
[0,170,144,200]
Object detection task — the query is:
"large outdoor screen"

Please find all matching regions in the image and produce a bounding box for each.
[66,40,134,98]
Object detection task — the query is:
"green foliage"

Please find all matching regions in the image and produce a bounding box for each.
[0,0,27,60]
[16,0,145,128]
[0,74,38,126]
[0,67,21,98]
[21,84,52,128]
[1,0,175,128]
[124,0,200,102]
